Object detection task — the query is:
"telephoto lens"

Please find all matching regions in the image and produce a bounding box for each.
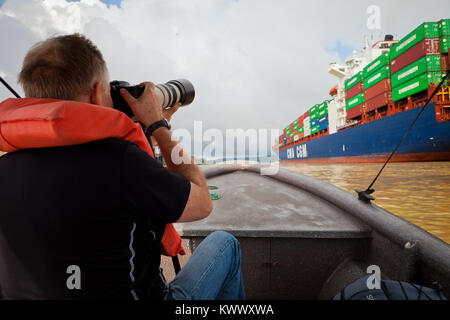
[110,79,195,117]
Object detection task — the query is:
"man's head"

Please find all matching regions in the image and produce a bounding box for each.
[18,33,112,108]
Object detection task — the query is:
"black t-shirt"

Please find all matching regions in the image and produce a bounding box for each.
[0,138,190,299]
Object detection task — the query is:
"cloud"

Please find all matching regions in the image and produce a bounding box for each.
[1,0,449,157]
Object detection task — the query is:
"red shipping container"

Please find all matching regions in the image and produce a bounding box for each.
[283,128,286,135]
[390,39,440,74]
[443,54,449,71]
[290,123,294,130]
[364,78,392,101]
[345,82,364,101]
[364,91,392,112]
[304,110,310,117]
[346,105,362,120]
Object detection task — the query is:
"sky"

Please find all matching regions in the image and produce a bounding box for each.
[0,0,449,157]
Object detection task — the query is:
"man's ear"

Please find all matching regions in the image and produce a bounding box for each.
[90,81,104,106]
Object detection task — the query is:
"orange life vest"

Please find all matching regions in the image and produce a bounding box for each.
[0,98,185,257]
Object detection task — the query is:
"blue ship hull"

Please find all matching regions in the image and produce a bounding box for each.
[278,103,450,163]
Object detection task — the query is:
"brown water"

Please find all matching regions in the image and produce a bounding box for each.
[281,162,450,244]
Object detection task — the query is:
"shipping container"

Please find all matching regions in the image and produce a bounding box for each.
[364,91,392,112]
[345,72,364,91]
[304,125,311,137]
[442,54,449,71]
[310,112,318,121]
[392,72,446,101]
[303,116,310,124]
[311,126,319,134]
[439,19,450,37]
[346,105,362,120]
[318,120,328,131]
[311,119,318,127]
[310,104,318,114]
[364,65,391,90]
[390,22,440,60]
[345,82,364,101]
[318,108,328,118]
[364,78,392,101]
[441,36,450,54]
[345,92,365,110]
[318,101,329,110]
[298,127,304,133]
[318,115,328,125]
[363,52,390,78]
[390,38,441,74]
[391,55,442,88]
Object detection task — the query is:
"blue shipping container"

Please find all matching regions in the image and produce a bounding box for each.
[311,119,319,127]
[318,120,328,131]
[318,115,328,123]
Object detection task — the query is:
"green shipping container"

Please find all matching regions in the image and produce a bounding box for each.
[318,108,328,118]
[298,127,304,133]
[318,101,329,110]
[293,123,298,130]
[310,112,318,120]
[311,126,318,134]
[290,133,294,138]
[390,22,439,60]
[279,143,282,148]
[391,55,442,88]
[345,72,364,91]
[392,72,446,101]
[310,104,318,114]
[439,19,450,37]
[363,52,390,78]
[293,119,298,125]
[441,36,450,53]
[345,92,365,110]
[364,65,391,90]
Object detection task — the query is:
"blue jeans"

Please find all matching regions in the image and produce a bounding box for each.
[167,231,245,300]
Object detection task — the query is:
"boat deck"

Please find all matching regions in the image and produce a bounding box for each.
[176,171,370,239]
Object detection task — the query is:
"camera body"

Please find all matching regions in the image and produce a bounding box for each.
[110,79,195,117]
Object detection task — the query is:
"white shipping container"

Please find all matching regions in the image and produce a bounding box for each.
[304,116,310,124]
[304,126,311,136]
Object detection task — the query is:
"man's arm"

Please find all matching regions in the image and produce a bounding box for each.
[120,82,212,222]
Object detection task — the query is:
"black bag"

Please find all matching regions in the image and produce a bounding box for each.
[333,275,447,300]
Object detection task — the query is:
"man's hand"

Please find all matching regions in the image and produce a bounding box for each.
[120,82,163,127]
[162,103,181,122]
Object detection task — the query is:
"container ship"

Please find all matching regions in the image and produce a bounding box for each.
[276,19,450,163]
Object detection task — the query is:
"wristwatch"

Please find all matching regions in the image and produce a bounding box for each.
[146,118,171,136]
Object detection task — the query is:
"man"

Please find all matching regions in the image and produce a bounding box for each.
[0,34,245,300]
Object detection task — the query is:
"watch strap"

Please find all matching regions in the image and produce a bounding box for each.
[147,119,170,135]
